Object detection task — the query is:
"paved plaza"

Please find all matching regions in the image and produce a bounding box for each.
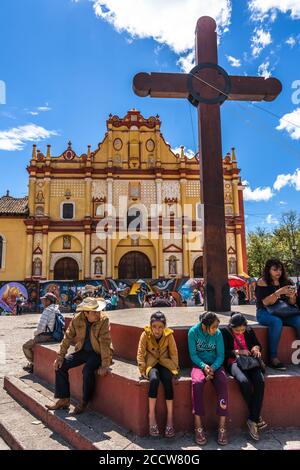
[0,310,299,450]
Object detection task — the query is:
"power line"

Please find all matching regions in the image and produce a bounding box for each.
[187,100,197,155]
[190,71,300,131]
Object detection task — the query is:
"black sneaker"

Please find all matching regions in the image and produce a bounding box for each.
[23,364,33,373]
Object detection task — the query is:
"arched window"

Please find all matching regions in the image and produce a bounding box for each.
[193,256,203,278]
[94,257,103,275]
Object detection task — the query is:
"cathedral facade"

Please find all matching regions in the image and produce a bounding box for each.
[0,110,247,282]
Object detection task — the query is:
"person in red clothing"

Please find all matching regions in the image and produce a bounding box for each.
[221,313,267,441]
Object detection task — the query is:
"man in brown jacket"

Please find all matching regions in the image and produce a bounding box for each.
[46,297,113,414]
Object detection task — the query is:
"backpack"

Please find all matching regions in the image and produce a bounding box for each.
[51,312,65,342]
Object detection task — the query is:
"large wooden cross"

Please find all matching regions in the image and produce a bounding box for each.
[133,16,282,312]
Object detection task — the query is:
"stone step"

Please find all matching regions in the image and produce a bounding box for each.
[0,437,10,450]
[3,375,300,450]
[0,386,72,450]
[3,374,134,450]
[33,343,300,437]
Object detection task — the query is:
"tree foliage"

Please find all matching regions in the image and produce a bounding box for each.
[247,211,300,277]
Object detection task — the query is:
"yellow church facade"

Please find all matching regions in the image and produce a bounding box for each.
[0,110,247,282]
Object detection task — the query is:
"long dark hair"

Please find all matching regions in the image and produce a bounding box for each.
[262,258,290,286]
[199,311,220,330]
[229,312,248,328]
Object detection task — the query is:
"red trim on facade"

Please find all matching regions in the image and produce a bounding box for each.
[163,244,183,253]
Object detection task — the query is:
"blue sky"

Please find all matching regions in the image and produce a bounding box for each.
[0,0,300,232]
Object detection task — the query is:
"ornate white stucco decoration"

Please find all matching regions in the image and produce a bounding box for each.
[186,181,200,197]
[34,233,43,249]
[227,233,236,249]
[51,180,85,198]
[162,181,180,200]
[141,181,157,209]
[92,180,107,199]
[113,181,129,207]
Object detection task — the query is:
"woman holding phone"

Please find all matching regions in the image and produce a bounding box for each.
[255,259,300,370]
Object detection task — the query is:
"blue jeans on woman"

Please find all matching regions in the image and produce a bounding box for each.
[256,307,300,360]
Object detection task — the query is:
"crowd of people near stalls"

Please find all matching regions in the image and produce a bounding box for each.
[73,290,119,311]
[3,274,279,316]
[75,287,204,310]
[142,292,178,308]
[21,258,300,446]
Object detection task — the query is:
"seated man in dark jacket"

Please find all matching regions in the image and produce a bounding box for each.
[221,313,266,442]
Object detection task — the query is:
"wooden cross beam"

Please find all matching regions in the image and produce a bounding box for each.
[133,16,282,312]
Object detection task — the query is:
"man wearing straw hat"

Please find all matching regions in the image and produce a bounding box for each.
[46,297,113,414]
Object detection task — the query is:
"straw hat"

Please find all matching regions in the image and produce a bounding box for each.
[76,296,107,312]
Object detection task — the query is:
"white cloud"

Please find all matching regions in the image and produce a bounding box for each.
[177,51,195,73]
[276,107,300,140]
[0,124,58,151]
[249,1,300,21]
[242,180,274,201]
[286,36,296,47]
[258,60,271,78]
[273,169,300,191]
[172,146,195,159]
[251,28,272,57]
[226,55,241,67]
[266,214,278,224]
[27,104,52,116]
[37,106,52,112]
[92,0,232,54]
[279,200,288,205]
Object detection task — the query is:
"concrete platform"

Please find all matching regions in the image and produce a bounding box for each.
[65,305,298,366]
[30,343,300,437]
[105,305,258,328]
[2,313,300,449]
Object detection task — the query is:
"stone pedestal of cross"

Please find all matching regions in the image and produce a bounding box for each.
[133,16,282,312]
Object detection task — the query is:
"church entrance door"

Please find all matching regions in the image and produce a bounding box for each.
[118,251,152,279]
[54,257,79,280]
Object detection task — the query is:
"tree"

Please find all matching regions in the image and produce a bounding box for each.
[273,211,300,276]
[246,211,300,278]
[247,228,276,277]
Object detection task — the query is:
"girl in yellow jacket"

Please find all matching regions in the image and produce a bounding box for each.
[137,311,179,438]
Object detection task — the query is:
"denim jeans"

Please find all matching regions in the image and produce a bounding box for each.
[256,307,300,359]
